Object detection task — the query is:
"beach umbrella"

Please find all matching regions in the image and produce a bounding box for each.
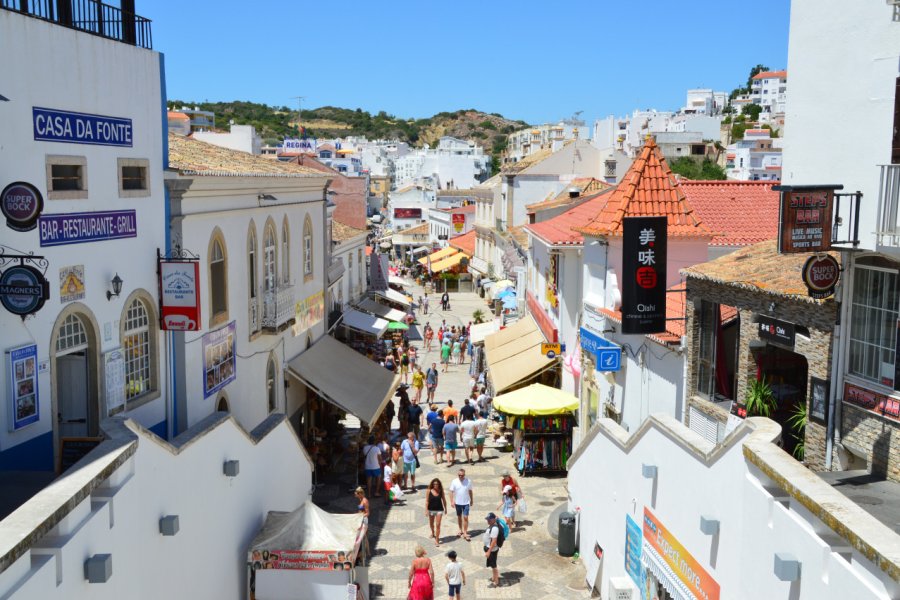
[387,321,409,330]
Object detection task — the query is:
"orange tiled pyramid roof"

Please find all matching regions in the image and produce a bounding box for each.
[575,137,714,239]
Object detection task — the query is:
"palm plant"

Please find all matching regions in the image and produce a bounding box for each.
[745,377,776,418]
[472,309,486,324]
[786,401,808,460]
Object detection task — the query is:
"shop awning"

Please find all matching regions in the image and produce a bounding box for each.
[287,336,400,425]
[356,297,407,323]
[418,247,458,265]
[484,315,556,393]
[371,288,412,308]
[431,252,469,272]
[411,246,431,256]
[389,275,414,288]
[493,383,578,416]
[469,321,499,344]
[341,309,388,338]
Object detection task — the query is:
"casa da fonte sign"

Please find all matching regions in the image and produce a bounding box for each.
[33,107,133,147]
[621,216,667,334]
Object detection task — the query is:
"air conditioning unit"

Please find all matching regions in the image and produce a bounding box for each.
[608,577,636,600]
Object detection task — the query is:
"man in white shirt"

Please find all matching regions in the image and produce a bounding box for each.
[448,468,473,540]
[459,416,477,465]
[474,412,489,461]
[362,435,382,498]
[382,463,394,505]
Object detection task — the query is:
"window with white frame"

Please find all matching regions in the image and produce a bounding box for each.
[209,235,228,323]
[281,219,290,284]
[849,263,900,389]
[123,299,153,401]
[303,216,313,278]
[264,224,277,293]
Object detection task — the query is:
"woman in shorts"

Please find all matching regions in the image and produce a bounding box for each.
[424,478,448,546]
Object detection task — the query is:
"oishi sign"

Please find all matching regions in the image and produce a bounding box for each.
[621,216,667,334]
[159,261,201,331]
[802,254,840,299]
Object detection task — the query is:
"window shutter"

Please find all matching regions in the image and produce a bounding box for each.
[689,406,718,444]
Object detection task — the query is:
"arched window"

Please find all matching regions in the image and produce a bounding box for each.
[264,223,277,293]
[281,218,290,284]
[248,225,258,300]
[209,232,228,325]
[358,249,364,289]
[266,355,277,413]
[57,314,88,354]
[216,395,229,412]
[123,299,153,400]
[303,216,313,280]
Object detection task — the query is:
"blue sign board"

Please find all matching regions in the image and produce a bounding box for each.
[624,514,643,590]
[7,343,40,430]
[39,210,137,247]
[580,327,621,371]
[597,348,621,372]
[33,107,133,147]
[202,322,236,399]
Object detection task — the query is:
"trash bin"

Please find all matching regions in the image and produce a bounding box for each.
[558,511,577,557]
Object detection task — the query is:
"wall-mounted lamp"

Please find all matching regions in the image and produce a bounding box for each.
[223,459,240,477]
[773,553,800,581]
[84,554,112,583]
[159,515,180,536]
[106,274,123,301]
[700,515,719,536]
[641,464,657,479]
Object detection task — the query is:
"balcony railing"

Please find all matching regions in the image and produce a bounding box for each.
[2,0,153,48]
[261,284,295,331]
[876,165,900,247]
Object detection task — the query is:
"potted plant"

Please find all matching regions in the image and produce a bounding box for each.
[472,309,485,324]
[745,376,776,418]
[786,401,808,460]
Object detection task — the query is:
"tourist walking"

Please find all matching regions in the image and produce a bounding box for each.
[425,478,448,546]
[444,550,466,600]
[400,350,411,384]
[424,324,434,351]
[361,435,382,499]
[423,294,430,315]
[354,487,370,519]
[448,468,473,541]
[442,415,459,466]
[451,339,461,365]
[459,416,477,465]
[497,486,516,527]
[429,409,446,464]
[401,431,420,491]
[483,513,502,587]
[500,471,521,499]
[441,291,450,310]
[459,398,476,422]
[412,365,425,404]
[474,412,488,461]
[440,340,451,373]
[425,363,439,403]
[408,400,423,442]
[391,441,403,485]
[407,545,435,600]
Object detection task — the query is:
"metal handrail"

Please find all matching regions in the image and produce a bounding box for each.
[2,0,153,49]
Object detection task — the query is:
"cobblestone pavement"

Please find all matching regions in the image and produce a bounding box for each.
[316,284,591,599]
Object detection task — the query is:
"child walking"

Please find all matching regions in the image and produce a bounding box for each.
[444,550,465,600]
[497,485,516,527]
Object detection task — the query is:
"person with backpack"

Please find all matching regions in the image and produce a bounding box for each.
[482,512,504,588]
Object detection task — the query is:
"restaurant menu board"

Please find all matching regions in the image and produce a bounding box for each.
[7,343,39,430]
[202,322,236,398]
[104,349,126,413]
[778,188,833,253]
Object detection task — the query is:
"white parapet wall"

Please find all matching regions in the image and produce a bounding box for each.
[0,413,313,599]
[568,415,900,600]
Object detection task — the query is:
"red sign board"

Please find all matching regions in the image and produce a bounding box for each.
[393,207,422,219]
[451,213,465,233]
[778,189,834,253]
[802,254,839,299]
[844,382,900,422]
[159,261,201,331]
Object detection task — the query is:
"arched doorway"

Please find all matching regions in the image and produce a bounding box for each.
[216,395,230,412]
[53,311,100,446]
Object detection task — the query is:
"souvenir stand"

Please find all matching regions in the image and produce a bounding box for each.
[492,383,578,476]
[247,500,369,600]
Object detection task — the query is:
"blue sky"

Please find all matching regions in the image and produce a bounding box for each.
[144,0,790,126]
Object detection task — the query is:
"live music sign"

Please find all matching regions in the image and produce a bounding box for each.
[777,186,838,254]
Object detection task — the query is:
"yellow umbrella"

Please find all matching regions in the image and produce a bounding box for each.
[494,279,515,290]
[492,383,578,416]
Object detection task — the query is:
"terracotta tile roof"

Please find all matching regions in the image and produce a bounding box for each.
[508,225,530,250]
[449,230,476,256]
[526,178,612,214]
[476,174,502,189]
[167,133,323,177]
[575,138,714,239]
[332,220,367,242]
[682,240,840,304]
[679,181,779,247]
[167,111,189,120]
[526,190,613,246]
[449,205,476,214]
[752,70,787,80]
[501,146,556,174]
[398,222,430,236]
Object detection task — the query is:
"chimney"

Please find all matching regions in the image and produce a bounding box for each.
[568,188,580,198]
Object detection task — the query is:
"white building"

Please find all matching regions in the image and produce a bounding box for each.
[684,88,728,115]
[428,205,475,246]
[192,124,262,155]
[726,129,783,181]
[331,219,368,311]
[166,134,331,434]
[505,121,581,163]
[0,6,169,471]
[593,110,674,158]
[393,137,490,189]
[388,184,434,231]
[750,69,787,117]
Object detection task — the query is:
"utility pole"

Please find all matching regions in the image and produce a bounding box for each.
[290,96,306,136]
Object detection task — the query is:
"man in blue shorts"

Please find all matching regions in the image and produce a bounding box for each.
[400,431,420,491]
[448,468,473,540]
[429,409,446,464]
[442,415,460,467]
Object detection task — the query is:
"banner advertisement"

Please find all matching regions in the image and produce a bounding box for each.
[451,213,465,233]
[370,252,389,291]
[624,514,644,590]
[777,188,834,254]
[159,261,201,331]
[202,322,236,398]
[643,507,720,600]
[621,216,667,334]
[844,382,900,422]
[293,291,325,336]
[7,343,39,430]
[393,207,422,219]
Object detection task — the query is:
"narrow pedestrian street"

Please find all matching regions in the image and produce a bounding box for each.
[315,285,591,599]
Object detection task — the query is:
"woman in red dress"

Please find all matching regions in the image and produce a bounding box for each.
[407,544,434,600]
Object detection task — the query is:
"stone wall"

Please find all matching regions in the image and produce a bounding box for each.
[841,402,900,483]
[684,278,837,471]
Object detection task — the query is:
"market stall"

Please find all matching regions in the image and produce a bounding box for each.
[493,383,577,476]
[248,500,369,600]
[483,315,559,396]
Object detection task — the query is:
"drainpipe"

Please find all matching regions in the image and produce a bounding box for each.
[826,251,851,470]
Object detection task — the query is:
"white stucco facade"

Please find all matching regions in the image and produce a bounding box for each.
[192,125,262,155]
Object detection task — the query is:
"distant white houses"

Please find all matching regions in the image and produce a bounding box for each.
[750,69,787,117]
[192,124,262,155]
[726,129,782,181]
[393,136,491,189]
[505,121,581,164]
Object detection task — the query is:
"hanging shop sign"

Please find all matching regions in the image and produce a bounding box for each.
[202,321,236,399]
[6,343,39,431]
[541,343,561,358]
[776,186,836,254]
[393,207,422,219]
[293,290,325,336]
[621,216,667,334]
[580,328,621,372]
[282,138,317,153]
[643,507,720,600]
[39,210,137,247]
[451,213,465,233]
[59,265,85,303]
[801,254,839,299]
[1,181,43,232]
[159,261,201,331]
[33,107,133,147]
[757,315,795,346]
[0,265,49,317]
[843,382,900,422]
[624,514,643,589]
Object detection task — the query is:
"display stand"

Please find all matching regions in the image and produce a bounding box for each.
[510,415,573,475]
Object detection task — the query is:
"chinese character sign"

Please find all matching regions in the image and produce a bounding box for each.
[621,216,667,334]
